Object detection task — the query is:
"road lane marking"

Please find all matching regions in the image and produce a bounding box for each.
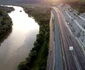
[66,11,85,32]
[73,11,85,21]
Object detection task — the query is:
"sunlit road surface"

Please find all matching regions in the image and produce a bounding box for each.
[52,8,76,70]
[52,7,85,70]
[53,9,63,70]
[47,9,63,70]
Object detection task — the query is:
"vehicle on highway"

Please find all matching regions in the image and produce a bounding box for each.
[69,46,74,51]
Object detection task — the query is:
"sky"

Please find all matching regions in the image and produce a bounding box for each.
[0,0,79,4]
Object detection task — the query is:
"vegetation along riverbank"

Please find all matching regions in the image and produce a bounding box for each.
[18,5,50,70]
[0,6,13,44]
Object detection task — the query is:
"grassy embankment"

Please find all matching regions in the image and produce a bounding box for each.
[65,1,85,13]
[0,6,13,43]
[18,5,50,70]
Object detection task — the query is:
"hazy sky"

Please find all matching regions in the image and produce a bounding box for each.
[0,0,74,3]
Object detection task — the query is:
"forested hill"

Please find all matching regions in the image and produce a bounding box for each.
[0,0,85,4]
[0,0,43,4]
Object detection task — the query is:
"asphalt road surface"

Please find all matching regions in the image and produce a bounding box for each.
[53,7,77,70]
[57,6,85,70]
[53,7,85,70]
[47,6,85,70]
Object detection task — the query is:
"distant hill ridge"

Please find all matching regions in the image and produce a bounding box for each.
[0,0,85,4]
[0,0,43,4]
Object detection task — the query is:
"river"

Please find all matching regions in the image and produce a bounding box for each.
[0,5,39,70]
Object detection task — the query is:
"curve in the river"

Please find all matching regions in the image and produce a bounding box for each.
[0,5,39,70]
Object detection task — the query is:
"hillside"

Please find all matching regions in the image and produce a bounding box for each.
[65,1,85,13]
[0,0,43,4]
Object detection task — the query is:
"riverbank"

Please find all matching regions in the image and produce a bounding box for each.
[0,6,13,44]
[0,5,39,70]
[18,5,50,70]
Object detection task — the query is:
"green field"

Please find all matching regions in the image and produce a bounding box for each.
[68,1,85,13]
[62,0,85,13]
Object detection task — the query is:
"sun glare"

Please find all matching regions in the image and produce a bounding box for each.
[48,0,62,3]
[50,0,60,2]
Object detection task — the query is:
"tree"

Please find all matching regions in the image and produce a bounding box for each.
[18,61,29,70]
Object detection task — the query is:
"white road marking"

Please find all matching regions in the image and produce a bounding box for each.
[74,12,85,21]
[66,11,85,32]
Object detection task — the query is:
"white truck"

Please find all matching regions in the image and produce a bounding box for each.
[69,46,74,51]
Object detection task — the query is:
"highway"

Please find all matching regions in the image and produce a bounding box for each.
[52,7,85,70]
[52,8,77,70]
[53,9,63,70]
[47,6,85,70]
[47,9,63,70]
[57,6,85,70]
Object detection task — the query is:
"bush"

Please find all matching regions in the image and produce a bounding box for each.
[0,6,12,39]
[18,61,29,70]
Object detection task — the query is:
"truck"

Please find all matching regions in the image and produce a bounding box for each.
[69,46,74,51]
